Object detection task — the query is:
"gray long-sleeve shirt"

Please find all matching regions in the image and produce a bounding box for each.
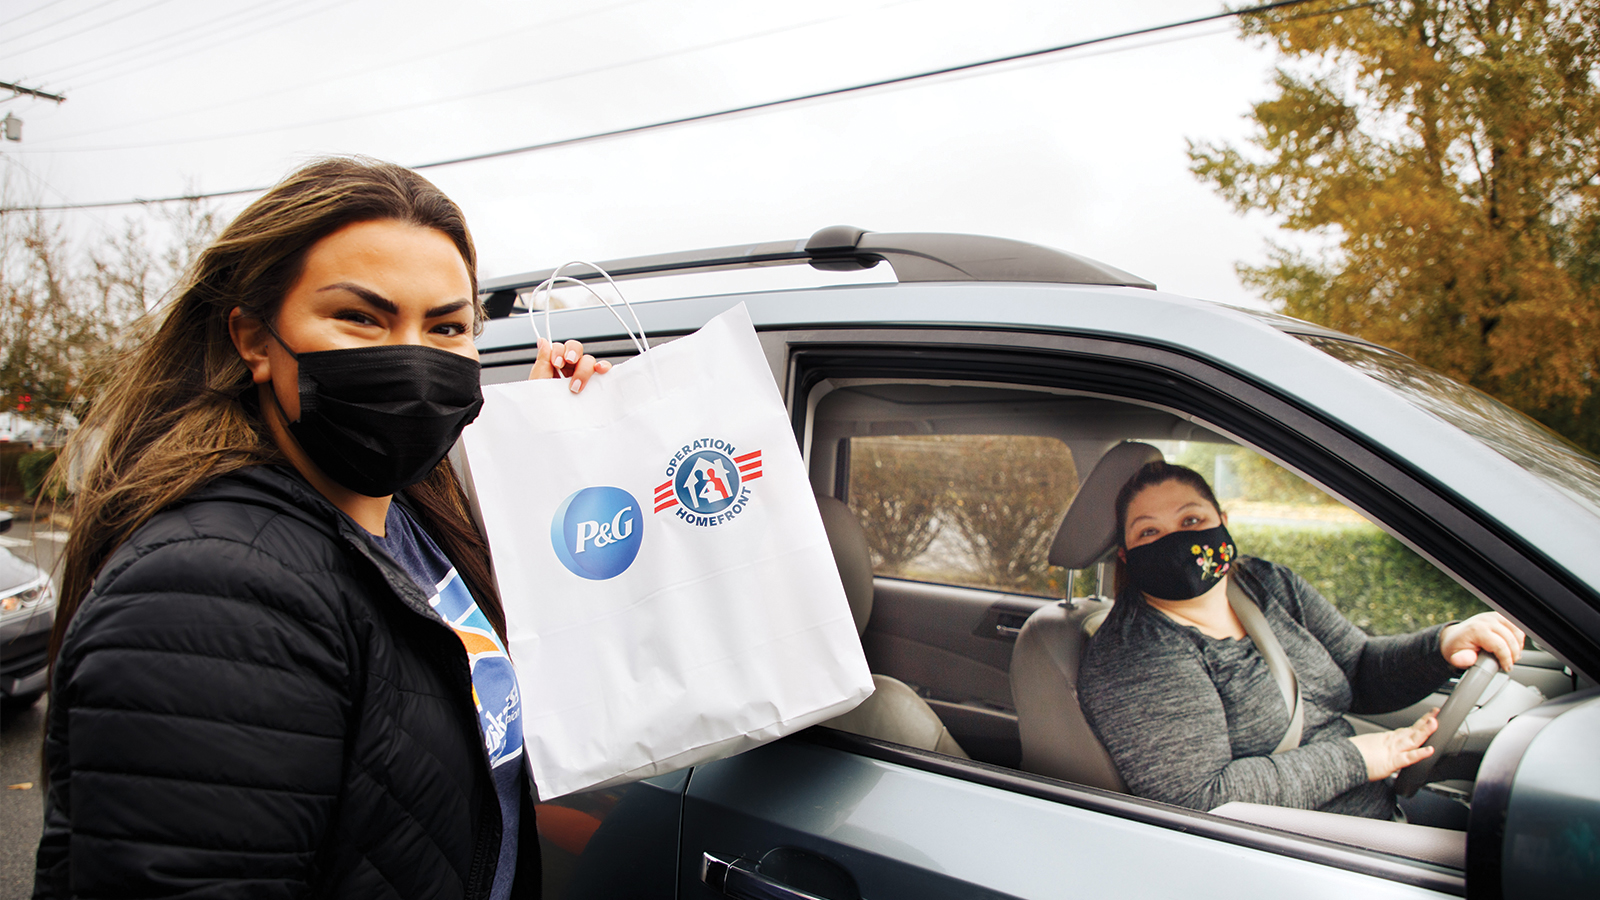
[1079,557,1457,818]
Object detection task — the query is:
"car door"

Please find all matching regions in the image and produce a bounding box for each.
[676,323,1600,899]
[679,733,1459,900]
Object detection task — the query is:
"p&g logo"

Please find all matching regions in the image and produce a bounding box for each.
[551,486,643,580]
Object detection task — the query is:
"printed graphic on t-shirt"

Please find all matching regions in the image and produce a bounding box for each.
[427,567,524,767]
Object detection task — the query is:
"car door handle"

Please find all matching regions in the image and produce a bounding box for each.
[702,852,858,900]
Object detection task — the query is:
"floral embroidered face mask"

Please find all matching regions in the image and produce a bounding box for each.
[1124,525,1236,601]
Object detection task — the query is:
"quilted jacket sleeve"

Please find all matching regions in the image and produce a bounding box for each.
[34,511,355,899]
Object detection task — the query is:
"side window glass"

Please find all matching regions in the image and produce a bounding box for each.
[846,435,1078,597]
[1153,441,1491,634]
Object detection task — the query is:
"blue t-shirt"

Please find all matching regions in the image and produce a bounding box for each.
[374,503,522,900]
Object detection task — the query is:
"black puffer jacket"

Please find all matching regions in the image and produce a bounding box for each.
[35,465,539,898]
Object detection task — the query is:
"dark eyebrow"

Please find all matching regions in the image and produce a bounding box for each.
[318,283,470,319]
[1129,501,1208,528]
[425,299,471,318]
[319,282,397,314]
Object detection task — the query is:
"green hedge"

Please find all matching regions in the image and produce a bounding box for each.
[17,449,58,500]
[1232,523,1489,635]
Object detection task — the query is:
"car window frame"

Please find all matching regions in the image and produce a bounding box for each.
[777,326,1600,895]
[782,327,1600,680]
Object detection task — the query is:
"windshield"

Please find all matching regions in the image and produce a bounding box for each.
[1300,336,1600,517]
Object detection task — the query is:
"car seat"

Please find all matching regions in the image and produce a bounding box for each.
[817,495,968,758]
[1010,441,1163,790]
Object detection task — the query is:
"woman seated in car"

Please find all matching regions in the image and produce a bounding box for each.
[1078,460,1524,819]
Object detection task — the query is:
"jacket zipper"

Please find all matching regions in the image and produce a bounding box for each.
[338,521,505,899]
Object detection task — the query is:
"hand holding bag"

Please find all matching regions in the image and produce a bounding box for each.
[459,276,872,799]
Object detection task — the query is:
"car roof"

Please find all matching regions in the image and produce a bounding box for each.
[476,226,1374,348]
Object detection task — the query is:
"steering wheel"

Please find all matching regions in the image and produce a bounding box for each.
[1393,654,1500,798]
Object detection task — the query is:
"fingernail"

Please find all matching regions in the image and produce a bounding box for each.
[566,350,579,364]
[570,378,583,393]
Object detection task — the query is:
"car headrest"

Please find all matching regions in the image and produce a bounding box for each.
[1047,441,1164,570]
[816,494,875,637]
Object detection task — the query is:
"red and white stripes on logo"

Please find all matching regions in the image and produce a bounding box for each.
[733,450,762,482]
[654,449,763,514]
[654,480,677,513]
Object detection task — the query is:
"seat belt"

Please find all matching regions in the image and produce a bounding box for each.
[1227,578,1304,754]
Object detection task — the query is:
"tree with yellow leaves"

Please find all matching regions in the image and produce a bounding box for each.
[1192,0,1600,452]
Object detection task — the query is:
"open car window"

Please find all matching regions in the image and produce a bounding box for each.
[821,383,1496,636]
[808,376,1576,880]
[1143,440,1493,635]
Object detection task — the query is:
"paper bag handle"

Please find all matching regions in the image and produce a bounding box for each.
[527,262,650,358]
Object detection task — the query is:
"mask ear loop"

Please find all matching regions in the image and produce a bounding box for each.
[526,261,649,364]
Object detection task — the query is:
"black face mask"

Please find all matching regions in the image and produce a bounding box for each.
[1124,524,1237,601]
[267,332,483,498]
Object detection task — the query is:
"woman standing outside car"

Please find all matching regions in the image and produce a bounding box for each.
[35,158,606,897]
[1078,460,1524,820]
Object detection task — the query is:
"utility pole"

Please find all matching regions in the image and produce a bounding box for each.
[0,80,66,143]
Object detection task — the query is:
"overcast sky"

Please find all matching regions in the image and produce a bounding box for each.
[1,0,1307,308]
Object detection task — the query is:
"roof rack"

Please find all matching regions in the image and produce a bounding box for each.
[478,225,1156,318]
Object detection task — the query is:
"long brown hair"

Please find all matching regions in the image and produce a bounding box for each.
[49,157,505,670]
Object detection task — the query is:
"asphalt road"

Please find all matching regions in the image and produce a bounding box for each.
[1,695,45,899]
[1,517,66,900]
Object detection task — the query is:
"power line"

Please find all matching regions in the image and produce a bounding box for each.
[3,0,183,58]
[0,153,123,239]
[3,0,1353,214]
[25,0,656,144]
[32,0,924,154]
[81,0,660,91]
[0,0,129,50]
[34,0,317,85]
[70,0,363,89]
[0,0,73,31]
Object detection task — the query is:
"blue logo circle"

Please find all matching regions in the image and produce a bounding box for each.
[673,449,742,515]
[551,486,643,580]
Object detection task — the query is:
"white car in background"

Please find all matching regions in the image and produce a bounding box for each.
[1,511,55,708]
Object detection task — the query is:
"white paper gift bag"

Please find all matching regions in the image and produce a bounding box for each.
[459,299,872,799]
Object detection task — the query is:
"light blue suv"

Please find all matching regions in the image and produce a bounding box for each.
[473,227,1600,900]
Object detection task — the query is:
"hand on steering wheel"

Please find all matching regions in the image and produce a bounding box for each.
[1392,655,1501,798]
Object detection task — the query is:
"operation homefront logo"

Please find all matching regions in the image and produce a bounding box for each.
[654,438,762,526]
